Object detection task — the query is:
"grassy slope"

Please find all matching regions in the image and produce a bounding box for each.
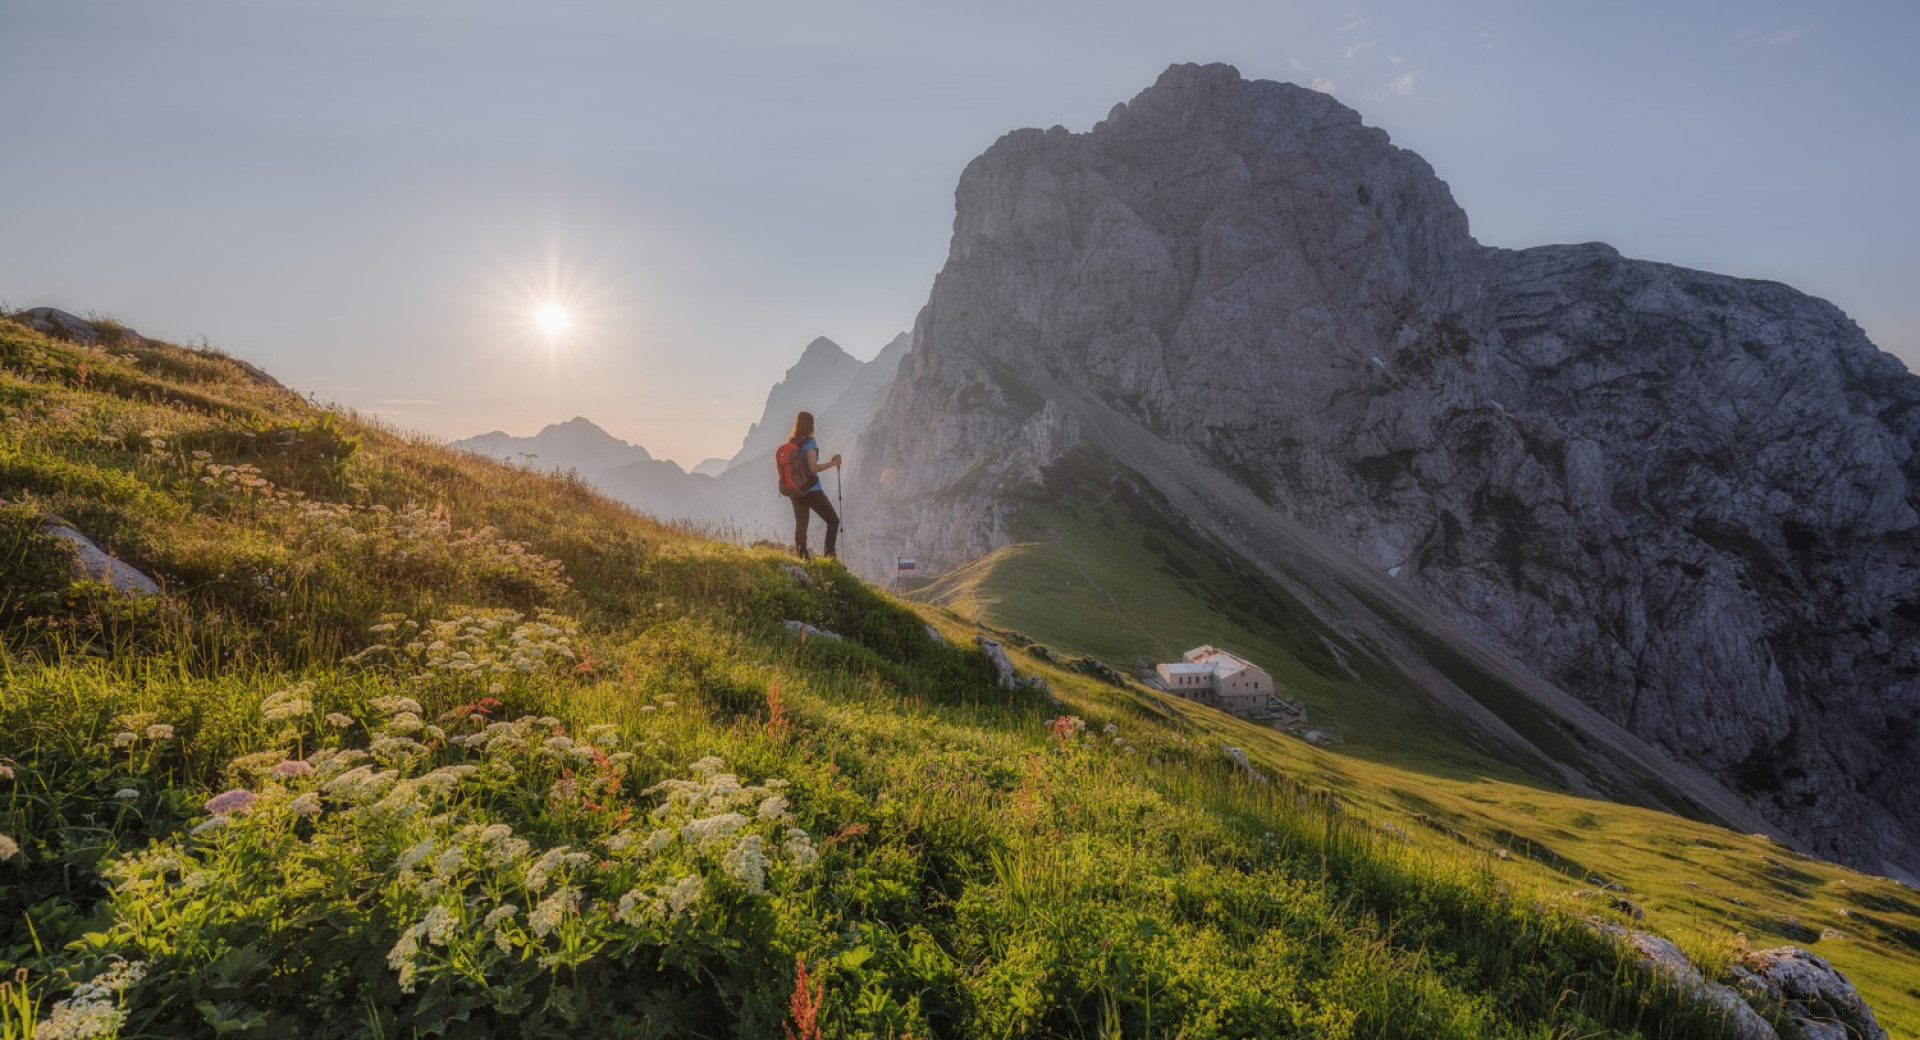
[0,317,1914,1038]
[913,450,1920,1035]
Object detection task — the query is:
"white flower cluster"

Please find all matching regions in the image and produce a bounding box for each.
[449,524,569,590]
[348,609,580,679]
[35,960,145,1040]
[281,499,568,597]
[196,460,277,503]
[384,819,597,989]
[108,711,172,751]
[599,756,819,909]
[261,681,314,722]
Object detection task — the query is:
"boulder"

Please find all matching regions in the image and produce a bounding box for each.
[781,620,842,642]
[978,636,1019,689]
[1733,946,1889,1040]
[21,307,102,345]
[41,522,161,596]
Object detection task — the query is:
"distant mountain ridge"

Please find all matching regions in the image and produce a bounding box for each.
[456,416,654,475]
[851,63,1920,880]
[452,333,909,540]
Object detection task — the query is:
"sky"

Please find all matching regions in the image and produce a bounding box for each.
[3,0,1916,466]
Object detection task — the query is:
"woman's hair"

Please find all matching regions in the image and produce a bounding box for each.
[789,410,815,442]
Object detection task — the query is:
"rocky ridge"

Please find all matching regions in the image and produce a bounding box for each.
[852,63,1920,880]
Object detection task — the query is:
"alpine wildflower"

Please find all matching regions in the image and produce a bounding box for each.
[35,960,145,1040]
[682,812,748,849]
[145,723,174,740]
[722,834,771,894]
[421,905,459,946]
[387,924,425,993]
[205,789,258,815]
[614,889,661,926]
[528,886,579,938]
[0,832,19,861]
[523,846,590,891]
[272,759,315,779]
[783,828,820,869]
[664,874,704,914]
[483,904,519,951]
[261,683,313,722]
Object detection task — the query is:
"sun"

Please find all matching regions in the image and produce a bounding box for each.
[534,304,571,337]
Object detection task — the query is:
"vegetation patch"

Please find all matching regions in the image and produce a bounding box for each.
[3,318,1919,1038]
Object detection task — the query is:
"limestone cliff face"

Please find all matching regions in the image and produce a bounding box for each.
[855,63,1920,878]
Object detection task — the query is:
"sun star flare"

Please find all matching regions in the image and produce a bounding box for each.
[534,304,571,337]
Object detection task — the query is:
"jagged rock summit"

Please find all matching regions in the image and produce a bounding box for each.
[729,336,867,466]
[856,63,1920,879]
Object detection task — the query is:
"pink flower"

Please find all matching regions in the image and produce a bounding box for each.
[205,789,258,815]
[272,760,315,779]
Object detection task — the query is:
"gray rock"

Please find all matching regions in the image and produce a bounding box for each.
[978,636,1020,689]
[853,62,1920,880]
[42,522,160,596]
[1610,928,1778,1040]
[1733,946,1890,1040]
[1221,744,1265,781]
[22,307,103,345]
[781,620,842,642]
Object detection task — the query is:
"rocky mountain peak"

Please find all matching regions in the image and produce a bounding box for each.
[796,336,853,367]
[729,335,869,466]
[857,64,1920,880]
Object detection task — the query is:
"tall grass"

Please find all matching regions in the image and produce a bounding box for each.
[0,317,1813,1038]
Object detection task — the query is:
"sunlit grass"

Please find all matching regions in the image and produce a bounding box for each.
[1,314,1912,1038]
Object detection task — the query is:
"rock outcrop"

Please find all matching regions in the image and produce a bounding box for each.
[855,64,1920,878]
[1615,928,1890,1040]
[42,520,162,597]
[19,307,118,346]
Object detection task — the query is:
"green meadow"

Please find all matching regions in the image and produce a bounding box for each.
[915,451,1920,1038]
[2,316,1915,1038]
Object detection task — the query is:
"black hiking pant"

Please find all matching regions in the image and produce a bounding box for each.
[791,489,838,559]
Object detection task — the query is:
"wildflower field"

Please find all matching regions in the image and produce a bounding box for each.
[2,316,1916,1038]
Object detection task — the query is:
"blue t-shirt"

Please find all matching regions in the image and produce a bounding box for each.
[801,437,823,493]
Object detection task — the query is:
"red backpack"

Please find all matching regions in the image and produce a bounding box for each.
[774,440,813,498]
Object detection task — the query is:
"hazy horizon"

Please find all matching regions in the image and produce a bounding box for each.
[4,0,1916,466]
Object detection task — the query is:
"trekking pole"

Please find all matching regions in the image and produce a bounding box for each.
[835,466,844,529]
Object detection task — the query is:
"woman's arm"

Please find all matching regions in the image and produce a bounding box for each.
[806,447,842,471]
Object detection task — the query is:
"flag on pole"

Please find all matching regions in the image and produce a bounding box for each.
[896,558,917,572]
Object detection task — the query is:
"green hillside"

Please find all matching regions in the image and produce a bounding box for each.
[2,315,1914,1039]
[914,449,1920,1036]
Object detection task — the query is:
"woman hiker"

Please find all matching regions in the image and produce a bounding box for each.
[785,410,841,560]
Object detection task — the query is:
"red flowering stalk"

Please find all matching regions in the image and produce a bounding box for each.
[784,955,824,1040]
[766,680,791,741]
